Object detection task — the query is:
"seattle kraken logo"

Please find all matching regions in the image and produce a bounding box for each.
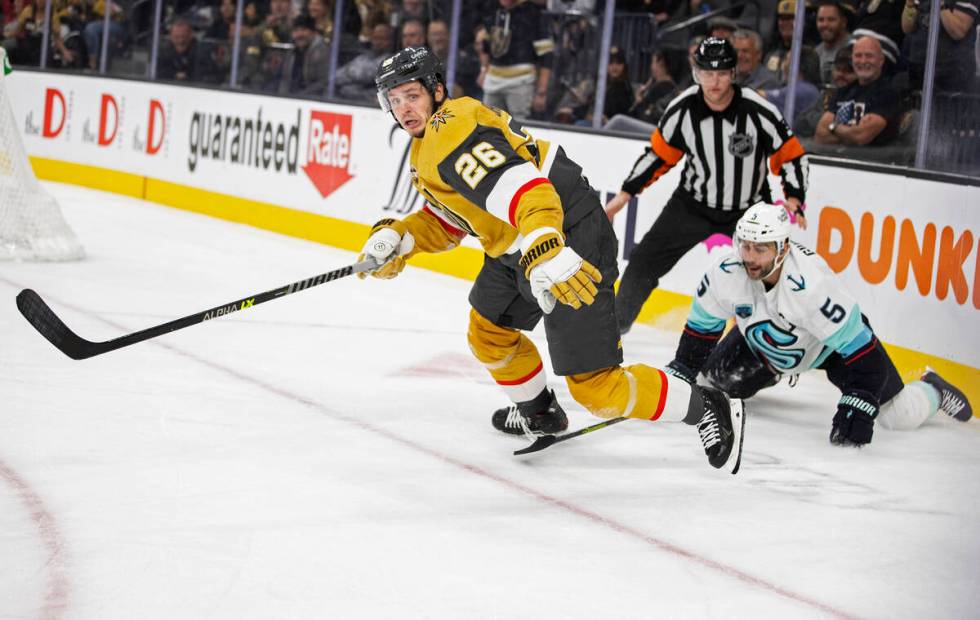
[744,320,805,370]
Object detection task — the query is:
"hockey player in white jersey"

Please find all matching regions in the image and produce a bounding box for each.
[664,203,972,446]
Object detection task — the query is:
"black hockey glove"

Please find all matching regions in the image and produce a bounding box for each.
[830,391,879,446]
[664,360,696,384]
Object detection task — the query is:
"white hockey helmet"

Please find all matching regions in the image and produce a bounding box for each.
[735,202,792,254]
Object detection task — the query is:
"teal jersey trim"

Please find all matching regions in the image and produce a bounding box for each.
[823,304,873,357]
[687,299,726,334]
[810,345,833,369]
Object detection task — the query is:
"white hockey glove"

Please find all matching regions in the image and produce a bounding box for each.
[358,218,415,280]
[519,228,602,314]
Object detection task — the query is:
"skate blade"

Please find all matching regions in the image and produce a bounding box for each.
[728,398,745,475]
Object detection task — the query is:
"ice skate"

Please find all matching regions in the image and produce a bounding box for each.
[921,369,972,422]
[492,390,568,436]
[694,385,745,474]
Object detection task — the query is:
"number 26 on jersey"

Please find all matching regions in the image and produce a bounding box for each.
[455,142,506,189]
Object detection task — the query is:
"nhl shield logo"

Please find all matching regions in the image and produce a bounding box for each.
[735,304,754,318]
[728,133,755,158]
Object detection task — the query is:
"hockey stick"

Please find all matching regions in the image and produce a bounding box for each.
[16,258,378,360]
[513,416,628,456]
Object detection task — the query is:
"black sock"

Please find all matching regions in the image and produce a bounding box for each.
[683,386,705,425]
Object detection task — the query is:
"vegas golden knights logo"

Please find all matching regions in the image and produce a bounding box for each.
[489,15,512,58]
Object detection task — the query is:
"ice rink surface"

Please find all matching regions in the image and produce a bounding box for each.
[1,183,978,620]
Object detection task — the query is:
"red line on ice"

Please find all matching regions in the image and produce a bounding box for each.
[9,282,858,620]
[0,458,69,620]
[177,348,861,620]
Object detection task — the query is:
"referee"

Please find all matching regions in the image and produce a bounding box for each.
[605,37,809,334]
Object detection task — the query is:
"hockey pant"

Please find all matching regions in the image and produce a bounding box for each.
[467,308,692,422]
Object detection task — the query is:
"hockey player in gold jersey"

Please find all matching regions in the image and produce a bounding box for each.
[362,47,745,473]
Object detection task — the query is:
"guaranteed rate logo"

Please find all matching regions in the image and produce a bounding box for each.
[187,108,300,173]
[302,110,355,199]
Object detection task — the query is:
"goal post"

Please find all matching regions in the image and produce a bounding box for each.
[0,48,84,261]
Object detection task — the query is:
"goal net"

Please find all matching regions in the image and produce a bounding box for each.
[0,48,84,261]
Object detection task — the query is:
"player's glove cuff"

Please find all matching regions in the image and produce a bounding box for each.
[519,227,564,278]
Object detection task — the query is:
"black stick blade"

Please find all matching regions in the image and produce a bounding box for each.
[513,435,559,455]
[16,289,100,360]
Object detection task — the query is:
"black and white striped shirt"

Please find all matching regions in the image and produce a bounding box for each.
[621,85,808,211]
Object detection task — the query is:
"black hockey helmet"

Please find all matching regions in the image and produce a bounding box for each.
[693,37,737,71]
[375,46,446,113]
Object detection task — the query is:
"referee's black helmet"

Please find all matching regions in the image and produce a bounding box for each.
[693,37,737,71]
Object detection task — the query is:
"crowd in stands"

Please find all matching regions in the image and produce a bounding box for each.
[2,0,978,168]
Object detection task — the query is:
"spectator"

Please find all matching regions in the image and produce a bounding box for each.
[829,44,857,91]
[599,46,634,120]
[733,29,781,89]
[555,45,633,125]
[207,0,241,80]
[83,0,125,71]
[609,36,705,133]
[478,0,554,119]
[3,0,60,66]
[814,0,850,84]
[242,2,264,33]
[306,0,331,37]
[206,0,237,40]
[628,45,689,125]
[354,0,391,44]
[901,0,979,92]
[814,36,900,146]
[760,46,823,132]
[277,12,329,95]
[335,21,393,102]
[306,0,362,63]
[426,17,449,59]
[262,0,295,45]
[50,0,94,69]
[157,18,218,83]
[851,0,904,65]
[764,0,797,75]
[399,16,425,48]
[707,16,739,42]
[447,21,485,98]
[798,44,857,134]
[224,20,266,88]
[390,0,427,30]
[796,45,855,135]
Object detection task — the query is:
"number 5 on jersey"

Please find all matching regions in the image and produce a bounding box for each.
[455,142,506,189]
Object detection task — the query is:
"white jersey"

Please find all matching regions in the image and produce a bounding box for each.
[687,243,874,373]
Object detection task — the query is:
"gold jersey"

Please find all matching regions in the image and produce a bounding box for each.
[398,97,598,259]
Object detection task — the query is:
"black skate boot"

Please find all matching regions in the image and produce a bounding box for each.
[492,390,569,436]
[921,369,973,422]
[692,385,745,474]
